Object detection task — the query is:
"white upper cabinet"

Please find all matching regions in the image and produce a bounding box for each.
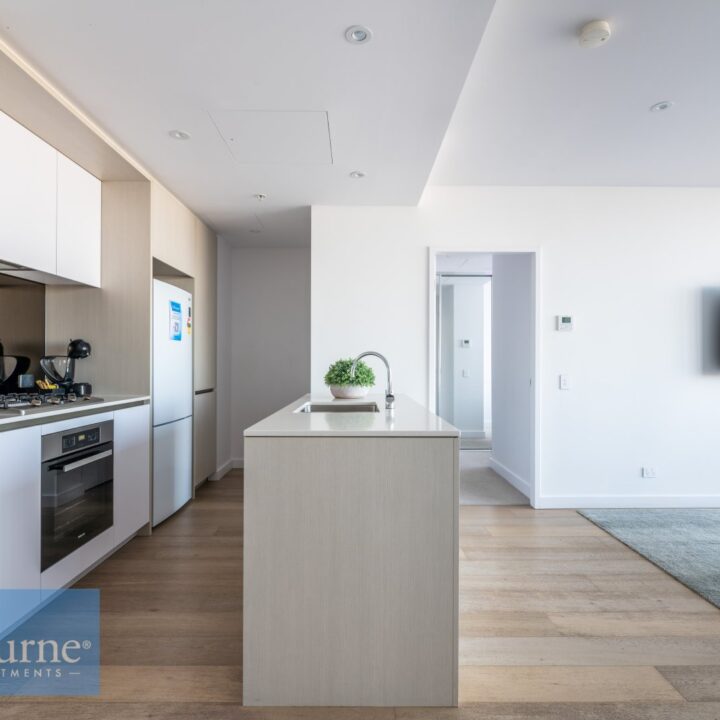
[57,153,102,287]
[0,109,57,274]
[0,109,102,286]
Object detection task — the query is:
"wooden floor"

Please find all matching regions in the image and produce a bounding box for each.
[3,470,720,719]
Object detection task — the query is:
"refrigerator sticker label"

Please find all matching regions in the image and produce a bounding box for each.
[169,301,182,341]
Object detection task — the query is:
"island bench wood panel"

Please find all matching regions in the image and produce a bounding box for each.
[243,435,459,707]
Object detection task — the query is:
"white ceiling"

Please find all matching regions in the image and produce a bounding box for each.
[0,0,494,246]
[431,0,720,187]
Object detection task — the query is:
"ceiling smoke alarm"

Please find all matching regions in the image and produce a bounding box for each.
[578,19,611,48]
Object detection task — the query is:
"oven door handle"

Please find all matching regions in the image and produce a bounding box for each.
[60,449,113,473]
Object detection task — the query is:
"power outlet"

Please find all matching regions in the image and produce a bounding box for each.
[641,467,657,479]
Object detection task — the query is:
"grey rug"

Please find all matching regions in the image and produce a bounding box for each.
[579,509,720,608]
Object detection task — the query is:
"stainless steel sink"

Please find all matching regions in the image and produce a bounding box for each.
[296,402,380,414]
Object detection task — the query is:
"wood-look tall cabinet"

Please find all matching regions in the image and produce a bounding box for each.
[149,184,218,487]
[193,218,218,486]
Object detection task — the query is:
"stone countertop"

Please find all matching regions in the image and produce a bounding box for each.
[0,394,150,431]
[244,394,459,438]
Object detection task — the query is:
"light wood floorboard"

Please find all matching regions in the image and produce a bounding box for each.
[2,470,719,719]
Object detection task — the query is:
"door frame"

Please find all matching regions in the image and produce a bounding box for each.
[427,247,542,507]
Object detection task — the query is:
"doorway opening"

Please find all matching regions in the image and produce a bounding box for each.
[430,250,538,507]
[436,257,493,451]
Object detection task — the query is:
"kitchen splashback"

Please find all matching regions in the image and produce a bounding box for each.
[0,274,46,380]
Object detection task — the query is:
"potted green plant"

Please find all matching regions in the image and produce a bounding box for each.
[324,358,375,399]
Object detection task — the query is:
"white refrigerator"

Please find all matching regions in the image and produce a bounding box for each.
[152,278,193,526]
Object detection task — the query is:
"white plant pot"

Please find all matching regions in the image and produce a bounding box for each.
[329,385,369,399]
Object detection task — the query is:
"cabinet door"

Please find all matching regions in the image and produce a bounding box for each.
[0,110,57,273]
[150,183,196,275]
[193,219,217,391]
[0,426,42,634]
[194,390,217,486]
[114,404,151,543]
[56,153,102,287]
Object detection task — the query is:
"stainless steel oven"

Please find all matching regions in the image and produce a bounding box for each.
[41,420,114,571]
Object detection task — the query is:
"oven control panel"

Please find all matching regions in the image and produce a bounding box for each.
[62,427,100,453]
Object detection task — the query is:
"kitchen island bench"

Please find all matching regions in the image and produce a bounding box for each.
[243,394,460,707]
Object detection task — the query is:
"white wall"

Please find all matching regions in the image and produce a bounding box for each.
[215,236,232,476]
[437,283,454,423]
[230,246,310,464]
[312,187,720,507]
[490,253,534,499]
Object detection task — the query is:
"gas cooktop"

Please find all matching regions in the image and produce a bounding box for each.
[0,393,104,416]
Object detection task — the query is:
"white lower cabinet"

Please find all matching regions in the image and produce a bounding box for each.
[114,403,151,542]
[40,528,114,591]
[39,403,151,591]
[0,404,150,627]
[0,425,42,634]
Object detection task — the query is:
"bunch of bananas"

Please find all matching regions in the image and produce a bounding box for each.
[36,378,59,391]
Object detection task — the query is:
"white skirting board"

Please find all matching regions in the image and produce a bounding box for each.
[488,458,720,508]
[536,495,720,509]
[210,457,243,480]
[488,456,531,499]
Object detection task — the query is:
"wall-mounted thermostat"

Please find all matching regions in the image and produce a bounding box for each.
[556,315,574,332]
[460,339,471,348]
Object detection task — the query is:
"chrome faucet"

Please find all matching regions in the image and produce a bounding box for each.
[350,351,395,410]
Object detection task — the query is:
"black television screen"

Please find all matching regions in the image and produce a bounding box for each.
[702,287,720,373]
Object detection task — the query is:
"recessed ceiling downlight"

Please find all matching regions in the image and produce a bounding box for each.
[578,19,611,48]
[253,193,268,201]
[168,129,191,140]
[650,100,674,113]
[345,25,372,44]
[349,170,365,179]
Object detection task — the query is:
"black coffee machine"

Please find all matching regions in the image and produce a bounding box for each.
[40,339,92,393]
[0,339,31,394]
